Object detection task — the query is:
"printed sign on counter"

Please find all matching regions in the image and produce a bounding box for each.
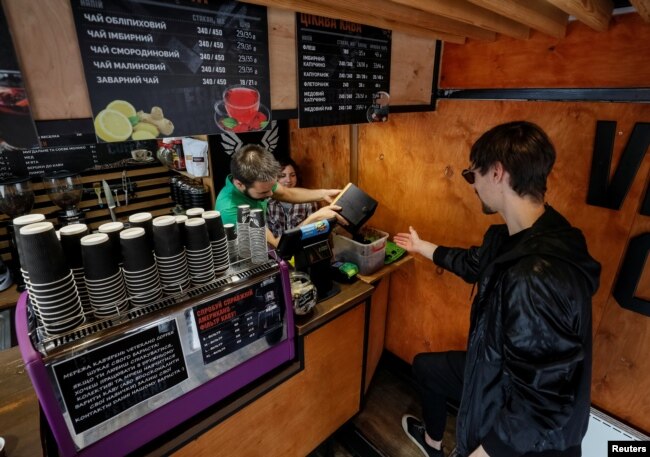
[192,275,283,365]
[70,0,271,142]
[297,14,391,128]
[52,320,187,435]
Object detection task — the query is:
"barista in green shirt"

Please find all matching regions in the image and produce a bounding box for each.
[216,144,344,247]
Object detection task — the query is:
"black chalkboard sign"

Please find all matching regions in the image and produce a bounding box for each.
[192,274,283,365]
[296,14,391,128]
[70,0,271,142]
[52,320,187,435]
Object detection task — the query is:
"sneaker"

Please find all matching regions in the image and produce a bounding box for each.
[401,414,445,457]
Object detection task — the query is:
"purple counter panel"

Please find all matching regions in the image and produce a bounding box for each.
[16,260,295,457]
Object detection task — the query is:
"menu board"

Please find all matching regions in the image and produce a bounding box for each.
[0,4,40,149]
[297,14,391,128]
[192,275,283,365]
[70,0,271,142]
[52,321,187,434]
[0,118,158,179]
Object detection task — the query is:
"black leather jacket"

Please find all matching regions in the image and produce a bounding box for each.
[433,206,601,457]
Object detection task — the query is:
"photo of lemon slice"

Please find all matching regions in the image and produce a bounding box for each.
[94,109,133,142]
[106,99,136,118]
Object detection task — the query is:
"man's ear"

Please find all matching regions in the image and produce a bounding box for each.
[492,162,506,183]
[233,179,246,192]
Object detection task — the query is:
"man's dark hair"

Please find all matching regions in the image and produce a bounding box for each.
[470,121,556,202]
[231,144,281,187]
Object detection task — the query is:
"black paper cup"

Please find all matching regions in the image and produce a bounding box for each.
[184,218,211,251]
[153,215,183,257]
[237,205,250,223]
[129,212,154,248]
[81,233,120,281]
[120,227,155,272]
[249,209,265,229]
[19,222,70,284]
[59,223,89,269]
[202,210,226,241]
[12,214,46,271]
[224,223,236,241]
[98,222,124,266]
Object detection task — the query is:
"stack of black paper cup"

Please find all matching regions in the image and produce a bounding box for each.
[20,221,84,335]
[13,213,46,284]
[175,214,188,247]
[120,227,162,307]
[184,218,215,285]
[81,233,128,318]
[128,212,154,249]
[153,215,190,294]
[224,223,238,264]
[202,210,229,275]
[237,204,251,260]
[59,223,91,316]
[249,209,268,264]
[98,221,124,267]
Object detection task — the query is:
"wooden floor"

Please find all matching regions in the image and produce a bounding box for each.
[309,358,457,457]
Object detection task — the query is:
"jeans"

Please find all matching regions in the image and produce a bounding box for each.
[412,350,467,441]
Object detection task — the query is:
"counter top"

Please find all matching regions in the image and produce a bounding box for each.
[357,254,413,284]
[294,280,374,336]
[0,286,21,311]
[0,346,41,457]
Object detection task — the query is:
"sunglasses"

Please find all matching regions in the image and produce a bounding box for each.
[461,167,477,184]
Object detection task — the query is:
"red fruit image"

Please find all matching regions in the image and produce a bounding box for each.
[232,123,250,133]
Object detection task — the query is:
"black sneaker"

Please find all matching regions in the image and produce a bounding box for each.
[401,414,445,457]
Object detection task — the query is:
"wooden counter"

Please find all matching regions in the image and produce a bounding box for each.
[0,262,407,457]
[0,346,41,457]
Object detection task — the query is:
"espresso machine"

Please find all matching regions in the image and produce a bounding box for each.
[42,170,85,226]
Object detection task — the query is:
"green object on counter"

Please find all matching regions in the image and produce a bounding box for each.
[384,240,406,264]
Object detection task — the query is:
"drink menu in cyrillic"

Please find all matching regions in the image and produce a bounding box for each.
[297,14,391,128]
[70,0,271,141]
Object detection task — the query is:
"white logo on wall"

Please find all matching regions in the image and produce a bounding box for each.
[220,121,279,156]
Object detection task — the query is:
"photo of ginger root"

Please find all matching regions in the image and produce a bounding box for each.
[137,106,174,137]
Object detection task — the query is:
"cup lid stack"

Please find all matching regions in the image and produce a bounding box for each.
[120,227,163,307]
[59,223,92,316]
[236,205,251,260]
[249,209,268,265]
[184,218,215,285]
[153,215,191,295]
[202,210,230,275]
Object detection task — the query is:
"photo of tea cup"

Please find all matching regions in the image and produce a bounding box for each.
[224,86,260,124]
[131,149,152,161]
[214,85,270,134]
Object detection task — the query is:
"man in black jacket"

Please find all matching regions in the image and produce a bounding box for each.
[394,121,601,457]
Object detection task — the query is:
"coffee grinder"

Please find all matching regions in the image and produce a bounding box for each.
[42,170,85,226]
[0,175,36,290]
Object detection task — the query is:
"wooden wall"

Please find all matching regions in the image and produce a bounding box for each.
[291,14,650,433]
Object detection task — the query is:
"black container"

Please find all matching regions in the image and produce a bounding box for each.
[153,215,184,257]
[81,233,120,281]
[120,228,156,272]
[59,223,89,269]
[184,218,211,251]
[202,210,226,241]
[19,222,69,284]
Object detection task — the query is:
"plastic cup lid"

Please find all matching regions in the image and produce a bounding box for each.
[13,213,46,226]
[153,215,176,227]
[81,233,109,246]
[60,223,89,236]
[129,212,152,223]
[202,210,220,219]
[185,218,206,227]
[120,227,146,239]
[98,221,124,233]
[20,221,54,235]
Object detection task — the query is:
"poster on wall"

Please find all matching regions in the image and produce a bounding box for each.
[296,14,391,128]
[209,120,289,192]
[0,3,40,155]
[70,0,271,143]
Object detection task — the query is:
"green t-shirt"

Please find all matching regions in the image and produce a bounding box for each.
[215,175,277,225]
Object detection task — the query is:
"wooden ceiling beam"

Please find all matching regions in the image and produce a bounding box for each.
[545,0,613,32]
[630,0,650,22]
[468,0,568,38]
[242,0,467,43]
[387,0,530,39]
[308,0,496,41]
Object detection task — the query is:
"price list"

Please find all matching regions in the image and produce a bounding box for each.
[297,14,391,128]
[70,0,271,140]
[193,278,283,365]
